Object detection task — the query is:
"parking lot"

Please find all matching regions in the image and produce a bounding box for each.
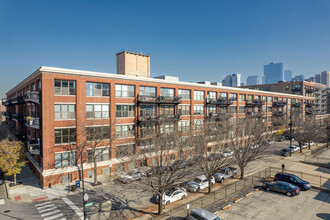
[217,188,330,220]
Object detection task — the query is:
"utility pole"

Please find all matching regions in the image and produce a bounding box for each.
[289,111,293,157]
[81,150,87,220]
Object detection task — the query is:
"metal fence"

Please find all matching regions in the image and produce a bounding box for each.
[157,166,330,220]
[311,144,328,155]
[304,155,330,166]
[159,167,272,219]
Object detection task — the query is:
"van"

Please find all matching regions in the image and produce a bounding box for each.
[188,207,221,220]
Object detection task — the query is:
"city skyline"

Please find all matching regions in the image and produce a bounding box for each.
[1,0,330,98]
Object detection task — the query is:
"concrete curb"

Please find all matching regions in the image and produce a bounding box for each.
[311,186,330,194]
[234,198,243,203]
[222,204,231,210]
[4,182,11,199]
[245,192,253,197]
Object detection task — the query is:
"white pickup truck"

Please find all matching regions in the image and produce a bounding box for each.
[214,167,238,183]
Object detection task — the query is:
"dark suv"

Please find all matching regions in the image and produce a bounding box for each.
[274,173,311,190]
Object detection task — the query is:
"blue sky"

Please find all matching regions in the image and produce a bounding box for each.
[1,0,330,98]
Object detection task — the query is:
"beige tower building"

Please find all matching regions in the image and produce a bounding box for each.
[116,51,150,78]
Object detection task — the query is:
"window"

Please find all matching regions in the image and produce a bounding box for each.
[86,104,109,118]
[140,86,156,98]
[219,106,227,113]
[254,107,260,113]
[268,97,273,103]
[55,151,76,168]
[179,105,190,115]
[86,82,109,96]
[262,106,267,113]
[140,105,156,116]
[194,91,204,100]
[160,105,175,116]
[160,122,175,133]
[255,95,260,100]
[115,84,135,97]
[288,98,291,104]
[140,124,156,138]
[194,119,204,130]
[229,117,236,125]
[55,104,75,120]
[207,105,216,114]
[87,126,110,141]
[87,147,110,163]
[274,97,278,102]
[247,95,253,101]
[262,96,267,102]
[139,139,155,154]
[207,92,217,101]
[178,121,190,132]
[31,83,36,91]
[194,105,204,115]
[279,97,283,102]
[116,124,135,138]
[160,88,174,99]
[178,89,190,100]
[54,80,76,95]
[55,128,76,144]
[219,92,227,99]
[116,105,135,117]
[268,106,272,112]
[239,106,245,113]
[239,94,246,101]
[230,106,237,113]
[116,144,135,158]
[230,93,237,101]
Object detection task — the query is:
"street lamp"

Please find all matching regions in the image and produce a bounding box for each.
[289,111,293,157]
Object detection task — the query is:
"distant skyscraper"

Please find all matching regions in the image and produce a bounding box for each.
[246,75,259,86]
[292,75,305,81]
[264,62,284,84]
[315,74,321,83]
[222,73,241,87]
[320,71,330,87]
[284,70,292,82]
[240,82,246,86]
[307,76,315,82]
[262,76,265,84]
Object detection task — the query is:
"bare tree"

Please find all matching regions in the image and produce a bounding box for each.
[133,121,193,215]
[292,112,321,152]
[192,117,231,193]
[228,116,272,179]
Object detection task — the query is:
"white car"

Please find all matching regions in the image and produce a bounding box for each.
[156,188,187,205]
[302,143,309,149]
[309,141,314,146]
[250,144,259,149]
[288,144,299,152]
[118,169,144,183]
[187,175,215,193]
[267,139,275,145]
[222,150,233,157]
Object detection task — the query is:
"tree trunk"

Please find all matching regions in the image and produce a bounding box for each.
[240,167,244,179]
[158,193,164,215]
[94,160,97,184]
[299,145,302,153]
[14,174,16,185]
[208,178,212,194]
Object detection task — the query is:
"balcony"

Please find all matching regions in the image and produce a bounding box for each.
[205,112,230,119]
[291,103,301,108]
[2,112,12,118]
[27,141,40,155]
[137,95,181,104]
[11,96,24,105]
[137,114,181,124]
[306,103,315,107]
[292,87,301,92]
[25,117,40,129]
[1,98,8,106]
[206,98,233,106]
[273,101,287,107]
[246,100,264,107]
[274,111,286,116]
[24,91,40,104]
[305,88,314,93]
[305,110,314,115]
[272,121,282,126]
[246,112,264,117]
[12,114,24,121]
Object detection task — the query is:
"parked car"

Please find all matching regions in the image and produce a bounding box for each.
[156,188,187,205]
[288,145,299,153]
[118,169,144,183]
[214,167,238,183]
[250,144,259,149]
[208,154,222,161]
[278,136,286,142]
[309,141,314,146]
[267,139,275,145]
[188,156,202,166]
[222,150,233,157]
[301,143,309,149]
[188,207,221,220]
[187,175,215,192]
[170,160,188,170]
[263,181,300,197]
[274,173,311,190]
[281,148,290,156]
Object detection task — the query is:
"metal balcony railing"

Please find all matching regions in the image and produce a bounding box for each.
[25,117,40,129]
[137,114,181,124]
[206,98,233,106]
[205,112,230,119]
[273,101,287,107]
[24,91,40,104]
[246,100,264,106]
[137,95,182,104]
[306,103,315,107]
[27,142,40,155]
[274,111,286,116]
[291,103,301,108]
[246,112,264,117]
[12,114,24,121]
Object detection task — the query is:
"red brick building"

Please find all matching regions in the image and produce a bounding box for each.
[2,52,314,187]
